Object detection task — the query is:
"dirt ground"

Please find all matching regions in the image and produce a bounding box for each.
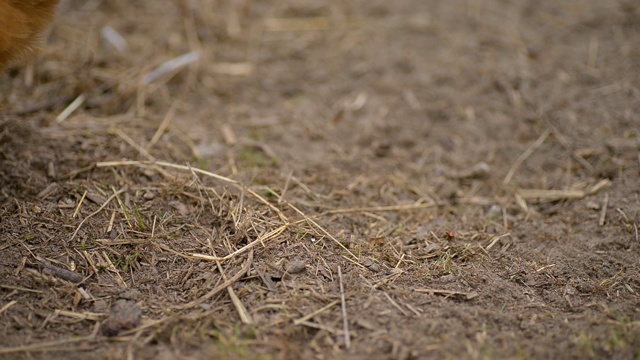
[1,0,639,359]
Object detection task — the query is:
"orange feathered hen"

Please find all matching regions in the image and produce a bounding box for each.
[0,0,60,70]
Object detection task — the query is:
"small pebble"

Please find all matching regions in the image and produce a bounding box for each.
[286,260,306,274]
[103,300,142,336]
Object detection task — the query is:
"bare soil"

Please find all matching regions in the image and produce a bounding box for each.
[1,0,639,359]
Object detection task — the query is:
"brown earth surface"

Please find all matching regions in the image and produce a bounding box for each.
[1,0,639,359]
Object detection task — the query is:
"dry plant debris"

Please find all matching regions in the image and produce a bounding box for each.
[1,0,639,359]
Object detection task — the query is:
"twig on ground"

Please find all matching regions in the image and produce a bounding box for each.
[485,233,511,252]
[215,253,253,324]
[111,128,156,161]
[99,250,127,287]
[518,189,585,201]
[69,188,126,242]
[147,105,176,150]
[141,51,200,85]
[173,249,253,310]
[191,225,286,261]
[0,300,17,315]
[52,309,103,321]
[72,190,87,218]
[338,266,351,350]
[293,300,340,325]
[41,262,85,283]
[56,94,86,123]
[296,321,343,335]
[0,284,42,294]
[384,292,409,317]
[599,193,609,226]
[283,200,359,261]
[414,288,479,300]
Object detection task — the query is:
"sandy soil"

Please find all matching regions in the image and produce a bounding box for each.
[1,0,639,359]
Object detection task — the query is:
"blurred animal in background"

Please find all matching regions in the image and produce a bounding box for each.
[0,0,60,71]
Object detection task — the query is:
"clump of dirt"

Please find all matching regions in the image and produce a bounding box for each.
[1,0,639,359]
